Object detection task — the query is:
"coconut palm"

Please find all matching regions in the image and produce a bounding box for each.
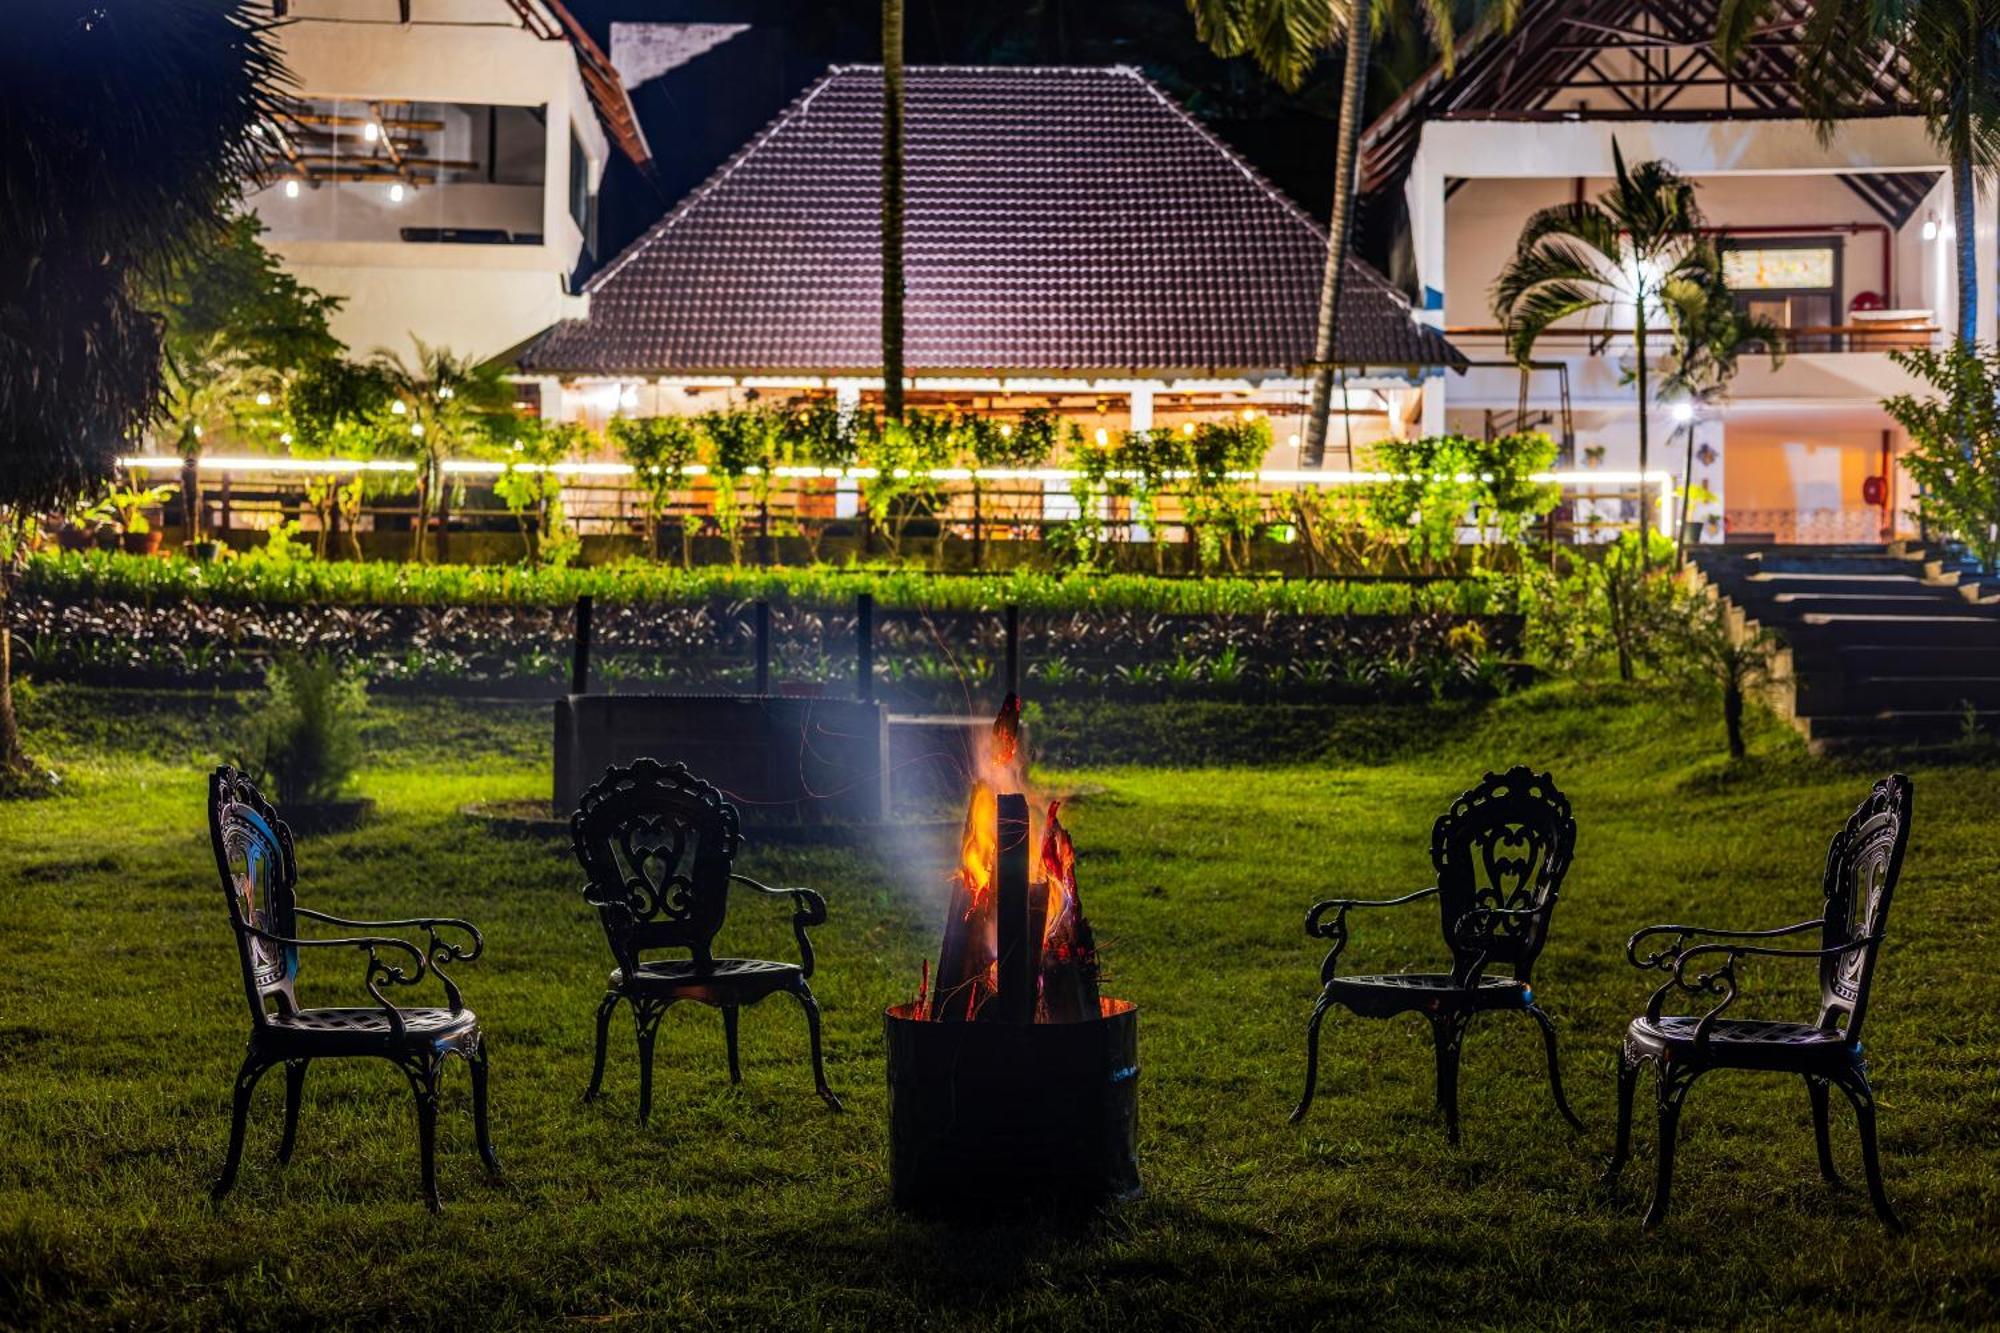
[881,0,907,423]
[0,0,284,782]
[1492,144,1715,566]
[1716,0,2000,345]
[369,339,515,564]
[1186,0,1517,467]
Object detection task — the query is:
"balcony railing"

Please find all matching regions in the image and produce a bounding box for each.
[1444,319,1941,355]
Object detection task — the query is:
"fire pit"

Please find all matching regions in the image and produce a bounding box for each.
[885,697,1141,1213]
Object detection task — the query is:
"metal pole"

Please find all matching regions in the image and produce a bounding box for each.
[754,598,771,694]
[1004,603,1020,698]
[856,592,874,701]
[571,594,593,696]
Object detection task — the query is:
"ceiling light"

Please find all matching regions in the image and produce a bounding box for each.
[363,122,380,143]
[388,182,406,203]
[1671,402,1695,424]
[1921,212,1940,242]
[283,179,300,199]
[619,385,639,408]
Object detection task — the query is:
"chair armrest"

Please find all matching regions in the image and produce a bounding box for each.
[295,909,483,1010]
[728,873,828,979]
[242,925,432,1036]
[1625,919,1824,972]
[1643,935,1881,1048]
[1303,887,1437,986]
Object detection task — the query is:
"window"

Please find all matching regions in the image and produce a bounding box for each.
[1721,237,1843,349]
[250,97,547,246]
[568,128,596,256]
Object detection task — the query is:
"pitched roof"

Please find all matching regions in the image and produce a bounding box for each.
[1359,0,1936,226]
[522,65,1462,380]
[506,0,653,171]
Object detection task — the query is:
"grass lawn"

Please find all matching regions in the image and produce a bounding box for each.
[2,682,1997,1329]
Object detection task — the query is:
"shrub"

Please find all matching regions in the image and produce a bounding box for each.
[1366,432,1560,571]
[248,652,366,803]
[1885,342,2000,571]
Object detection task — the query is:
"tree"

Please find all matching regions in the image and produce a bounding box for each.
[1717,0,2000,345]
[881,0,907,423]
[609,414,704,564]
[0,0,283,783]
[1666,583,1777,760]
[492,418,588,567]
[283,357,396,560]
[1185,0,1515,467]
[154,214,343,540]
[369,339,514,564]
[1493,144,1713,569]
[1885,341,2000,570]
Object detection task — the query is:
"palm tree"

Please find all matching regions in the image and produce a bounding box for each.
[881,0,907,424]
[1186,0,1514,467]
[1716,0,2000,345]
[1492,144,1713,567]
[0,0,283,782]
[369,339,514,564]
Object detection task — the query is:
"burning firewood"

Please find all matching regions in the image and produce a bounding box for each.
[1037,800,1100,1023]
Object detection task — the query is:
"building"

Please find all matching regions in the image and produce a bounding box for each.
[245,0,652,362]
[1361,0,1989,543]
[518,64,1463,458]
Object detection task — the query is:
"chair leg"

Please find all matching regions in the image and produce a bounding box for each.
[277,1059,309,1165]
[401,1056,443,1214]
[633,1000,666,1126]
[1643,1067,1695,1230]
[1806,1075,1842,1187]
[470,1036,500,1178]
[211,1052,270,1201]
[1836,1072,1903,1232]
[1290,991,1335,1125]
[1428,1011,1471,1146]
[791,984,842,1112]
[583,990,621,1103]
[1524,1003,1585,1132]
[1603,1045,1640,1187]
[722,1005,742,1085]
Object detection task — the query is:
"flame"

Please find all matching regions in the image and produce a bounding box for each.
[957,783,998,919]
[1039,798,1077,952]
[991,693,1021,768]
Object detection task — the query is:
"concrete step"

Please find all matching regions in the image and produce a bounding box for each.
[1761,595,1973,618]
[1800,709,2000,745]
[1786,615,2000,647]
[1845,676,2000,711]
[1835,645,2000,676]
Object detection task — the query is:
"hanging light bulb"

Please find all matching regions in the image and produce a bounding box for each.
[1181,422,1195,436]
[1094,428,1110,446]
[410,422,425,437]
[998,424,1013,438]
[279,432,293,445]
[283,179,300,199]
[391,400,408,415]
[1241,407,1257,422]
[363,121,380,143]
[254,391,271,407]
[437,385,454,400]
[388,182,406,203]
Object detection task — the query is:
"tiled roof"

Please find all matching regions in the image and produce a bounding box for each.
[522,65,1463,379]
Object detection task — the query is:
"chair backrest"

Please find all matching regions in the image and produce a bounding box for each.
[1817,774,1911,1040]
[1429,766,1576,984]
[208,765,300,1023]
[570,758,742,975]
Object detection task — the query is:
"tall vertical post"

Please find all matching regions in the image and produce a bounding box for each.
[856,592,874,701]
[1004,603,1020,699]
[571,594,594,696]
[991,792,1033,1024]
[754,598,771,695]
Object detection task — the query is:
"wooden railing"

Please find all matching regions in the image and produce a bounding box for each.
[1444,322,1941,354]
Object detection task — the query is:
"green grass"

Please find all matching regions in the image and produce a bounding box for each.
[20,549,1500,615]
[2,683,1997,1329]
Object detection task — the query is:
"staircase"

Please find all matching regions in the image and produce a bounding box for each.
[1687,543,2000,754]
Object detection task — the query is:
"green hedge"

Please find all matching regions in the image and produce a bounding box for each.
[18,550,1508,616]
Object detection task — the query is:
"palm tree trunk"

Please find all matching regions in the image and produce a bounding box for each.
[880,0,906,424]
[1634,294,1651,572]
[180,444,201,544]
[0,618,22,776]
[1302,19,1372,469]
[1675,419,1697,568]
[1954,143,1979,346]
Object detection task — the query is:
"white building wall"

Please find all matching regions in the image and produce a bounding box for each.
[247,0,609,361]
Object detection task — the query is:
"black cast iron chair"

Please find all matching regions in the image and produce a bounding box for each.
[207,766,495,1213]
[1607,774,1911,1230]
[1292,765,1585,1144]
[571,758,841,1122]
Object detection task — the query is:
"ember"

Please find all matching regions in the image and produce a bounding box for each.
[885,696,1138,1213]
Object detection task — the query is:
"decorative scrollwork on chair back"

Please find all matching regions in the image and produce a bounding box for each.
[208,765,301,1022]
[571,758,742,971]
[1430,766,1575,984]
[1817,773,1911,1040]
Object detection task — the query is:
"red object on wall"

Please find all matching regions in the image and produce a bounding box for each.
[1862,475,1886,507]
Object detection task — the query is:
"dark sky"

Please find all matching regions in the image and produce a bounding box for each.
[566,1,1436,277]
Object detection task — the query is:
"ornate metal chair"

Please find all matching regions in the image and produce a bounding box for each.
[207,766,495,1213]
[571,758,841,1122]
[1607,774,1911,1230]
[1291,766,1585,1144]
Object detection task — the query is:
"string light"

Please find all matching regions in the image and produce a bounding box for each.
[390,400,407,415]
[1093,428,1109,445]
[279,432,292,445]
[410,422,425,437]
[437,386,454,400]
[1181,422,1195,436]
[254,392,271,407]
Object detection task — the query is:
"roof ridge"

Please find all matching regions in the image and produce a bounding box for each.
[583,69,843,294]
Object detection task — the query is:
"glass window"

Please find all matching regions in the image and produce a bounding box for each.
[1722,246,1837,291]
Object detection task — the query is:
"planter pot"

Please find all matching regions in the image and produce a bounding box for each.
[280,797,375,835]
[92,527,121,552]
[188,540,222,563]
[122,529,163,556]
[56,526,92,552]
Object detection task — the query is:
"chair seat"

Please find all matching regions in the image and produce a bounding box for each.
[1628,1014,1855,1070]
[611,957,800,1001]
[1326,972,1530,1018]
[259,1006,479,1052]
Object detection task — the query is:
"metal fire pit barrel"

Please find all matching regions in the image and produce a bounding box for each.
[884,999,1140,1213]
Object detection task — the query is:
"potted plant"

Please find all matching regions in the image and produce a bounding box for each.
[107,483,177,555]
[54,493,111,551]
[248,652,374,833]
